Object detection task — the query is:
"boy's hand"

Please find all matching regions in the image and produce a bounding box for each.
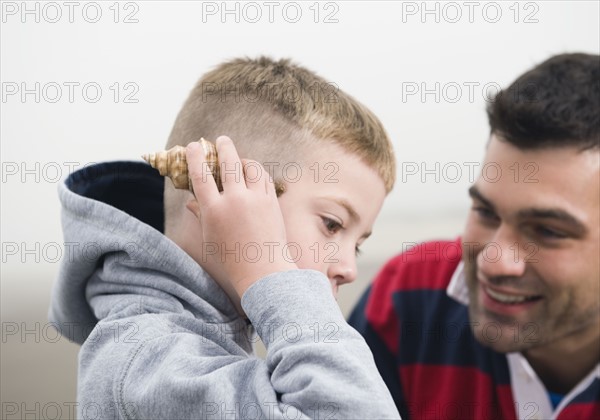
[185,136,298,299]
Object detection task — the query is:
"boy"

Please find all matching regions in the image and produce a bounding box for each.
[49,57,401,419]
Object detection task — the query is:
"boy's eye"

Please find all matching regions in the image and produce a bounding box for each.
[322,217,343,234]
[355,246,362,257]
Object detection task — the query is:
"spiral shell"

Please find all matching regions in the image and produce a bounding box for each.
[142,138,285,196]
[142,138,222,192]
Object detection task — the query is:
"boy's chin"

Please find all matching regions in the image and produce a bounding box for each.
[331,283,339,300]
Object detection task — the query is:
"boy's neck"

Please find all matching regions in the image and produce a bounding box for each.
[169,212,248,318]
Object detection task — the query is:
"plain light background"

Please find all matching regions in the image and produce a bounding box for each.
[1,1,599,417]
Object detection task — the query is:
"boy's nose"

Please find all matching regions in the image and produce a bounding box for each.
[327,249,357,286]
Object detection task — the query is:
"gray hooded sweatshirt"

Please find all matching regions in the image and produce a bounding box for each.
[49,162,401,419]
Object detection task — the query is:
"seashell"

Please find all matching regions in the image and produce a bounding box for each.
[142,138,221,192]
[142,138,285,196]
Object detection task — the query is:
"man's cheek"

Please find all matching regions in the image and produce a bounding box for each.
[462,213,480,240]
[463,218,493,253]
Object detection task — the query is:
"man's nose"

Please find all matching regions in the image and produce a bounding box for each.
[478,226,527,279]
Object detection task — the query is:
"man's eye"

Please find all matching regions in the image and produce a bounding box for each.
[473,206,499,222]
[534,225,568,240]
[322,217,342,234]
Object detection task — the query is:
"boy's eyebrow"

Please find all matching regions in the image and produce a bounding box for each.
[324,197,361,223]
[320,196,372,238]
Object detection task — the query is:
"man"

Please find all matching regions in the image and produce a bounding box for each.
[349,53,599,419]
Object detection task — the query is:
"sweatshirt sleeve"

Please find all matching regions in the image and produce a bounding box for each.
[76,270,401,419]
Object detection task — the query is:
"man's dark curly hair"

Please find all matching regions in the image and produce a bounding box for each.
[487,53,599,150]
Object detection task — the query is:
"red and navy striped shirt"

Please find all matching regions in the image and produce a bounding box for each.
[349,239,599,420]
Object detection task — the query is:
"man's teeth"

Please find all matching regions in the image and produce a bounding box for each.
[486,287,539,304]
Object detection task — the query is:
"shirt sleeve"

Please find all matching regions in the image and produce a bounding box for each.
[77,269,401,419]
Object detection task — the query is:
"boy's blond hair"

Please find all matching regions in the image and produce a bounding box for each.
[164,56,395,236]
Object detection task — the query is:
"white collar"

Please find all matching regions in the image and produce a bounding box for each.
[446,261,468,305]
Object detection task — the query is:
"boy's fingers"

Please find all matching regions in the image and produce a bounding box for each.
[242,159,266,192]
[266,175,277,197]
[187,142,219,204]
[216,136,244,193]
[186,199,201,220]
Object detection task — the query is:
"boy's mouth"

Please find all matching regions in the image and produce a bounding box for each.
[330,281,339,299]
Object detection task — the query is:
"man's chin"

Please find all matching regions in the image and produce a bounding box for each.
[473,330,525,353]
[468,308,542,353]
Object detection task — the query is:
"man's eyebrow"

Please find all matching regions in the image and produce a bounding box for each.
[468,186,495,210]
[518,208,587,235]
[468,186,587,235]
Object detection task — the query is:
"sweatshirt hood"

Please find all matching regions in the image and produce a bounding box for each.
[49,161,240,344]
